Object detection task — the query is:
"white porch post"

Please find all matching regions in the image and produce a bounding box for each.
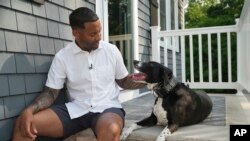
[132,0,139,61]
[151,26,160,62]
[96,0,109,41]
[165,0,171,66]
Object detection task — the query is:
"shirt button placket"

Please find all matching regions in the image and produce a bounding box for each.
[89,53,94,110]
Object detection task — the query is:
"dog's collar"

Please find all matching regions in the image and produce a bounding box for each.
[164,77,178,92]
[147,83,158,90]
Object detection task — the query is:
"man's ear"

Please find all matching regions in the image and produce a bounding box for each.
[72,29,79,40]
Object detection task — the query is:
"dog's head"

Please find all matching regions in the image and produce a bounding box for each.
[133,60,173,85]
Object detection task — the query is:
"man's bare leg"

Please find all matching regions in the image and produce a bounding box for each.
[12,108,63,141]
[95,112,123,141]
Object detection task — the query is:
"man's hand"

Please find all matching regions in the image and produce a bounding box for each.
[18,109,37,140]
[115,74,146,89]
[127,73,147,83]
[15,86,60,140]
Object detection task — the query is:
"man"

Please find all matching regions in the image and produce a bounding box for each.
[12,7,145,141]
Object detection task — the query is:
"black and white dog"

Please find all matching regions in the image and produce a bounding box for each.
[121,61,213,141]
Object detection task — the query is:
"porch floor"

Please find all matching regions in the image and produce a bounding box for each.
[64,92,250,141]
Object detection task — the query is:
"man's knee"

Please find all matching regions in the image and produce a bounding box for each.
[95,112,124,140]
[96,121,122,135]
[107,122,122,135]
[96,122,122,141]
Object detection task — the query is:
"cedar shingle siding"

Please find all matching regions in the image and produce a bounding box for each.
[138,0,151,62]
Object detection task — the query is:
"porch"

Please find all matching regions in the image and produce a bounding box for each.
[64,91,250,141]
[64,0,250,141]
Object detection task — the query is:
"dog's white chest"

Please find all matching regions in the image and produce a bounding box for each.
[153,98,168,125]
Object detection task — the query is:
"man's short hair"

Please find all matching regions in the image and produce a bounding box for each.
[69,7,99,29]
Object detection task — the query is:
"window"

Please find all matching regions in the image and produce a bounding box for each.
[108,0,133,73]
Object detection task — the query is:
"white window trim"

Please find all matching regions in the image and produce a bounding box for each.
[96,0,109,41]
[132,0,139,61]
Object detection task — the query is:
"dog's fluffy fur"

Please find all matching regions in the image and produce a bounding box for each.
[121,61,213,141]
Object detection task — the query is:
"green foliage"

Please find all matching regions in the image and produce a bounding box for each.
[186,0,244,28]
[185,0,244,93]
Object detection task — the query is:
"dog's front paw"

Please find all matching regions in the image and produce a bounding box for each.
[156,128,171,141]
[120,123,138,141]
[156,135,165,141]
[120,130,130,141]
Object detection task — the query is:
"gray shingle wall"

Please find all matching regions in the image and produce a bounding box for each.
[16,13,37,34]
[138,0,151,62]
[0,118,15,141]
[8,74,26,95]
[0,30,6,51]
[36,17,49,36]
[0,52,16,74]
[0,8,17,30]
[0,0,94,140]
[0,75,9,97]
[0,98,4,119]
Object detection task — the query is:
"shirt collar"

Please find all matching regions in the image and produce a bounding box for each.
[72,40,103,54]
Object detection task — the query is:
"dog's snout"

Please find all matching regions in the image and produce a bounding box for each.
[133,60,140,65]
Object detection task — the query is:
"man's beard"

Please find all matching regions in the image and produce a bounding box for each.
[78,41,99,51]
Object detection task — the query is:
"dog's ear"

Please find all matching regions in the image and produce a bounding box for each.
[163,67,173,81]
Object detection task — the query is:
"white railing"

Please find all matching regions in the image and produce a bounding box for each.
[151,25,242,91]
[150,0,250,93]
[109,34,133,72]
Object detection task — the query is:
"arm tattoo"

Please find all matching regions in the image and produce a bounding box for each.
[29,86,60,114]
[116,76,146,89]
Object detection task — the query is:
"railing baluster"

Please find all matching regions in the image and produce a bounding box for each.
[227,32,232,82]
[189,35,194,82]
[120,40,124,57]
[173,36,177,76]
[164,37,168,66]
[208,33,213,82]
[181,35,186,82]
[217,33,222,82]
[126,39,131,72]
[198,34,203,82]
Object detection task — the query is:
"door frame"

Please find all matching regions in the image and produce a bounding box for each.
[96,0,109,41]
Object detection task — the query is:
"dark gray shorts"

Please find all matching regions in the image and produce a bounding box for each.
[51,104,125,138]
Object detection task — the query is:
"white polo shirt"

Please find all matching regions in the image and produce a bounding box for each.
[46,40,128,119]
